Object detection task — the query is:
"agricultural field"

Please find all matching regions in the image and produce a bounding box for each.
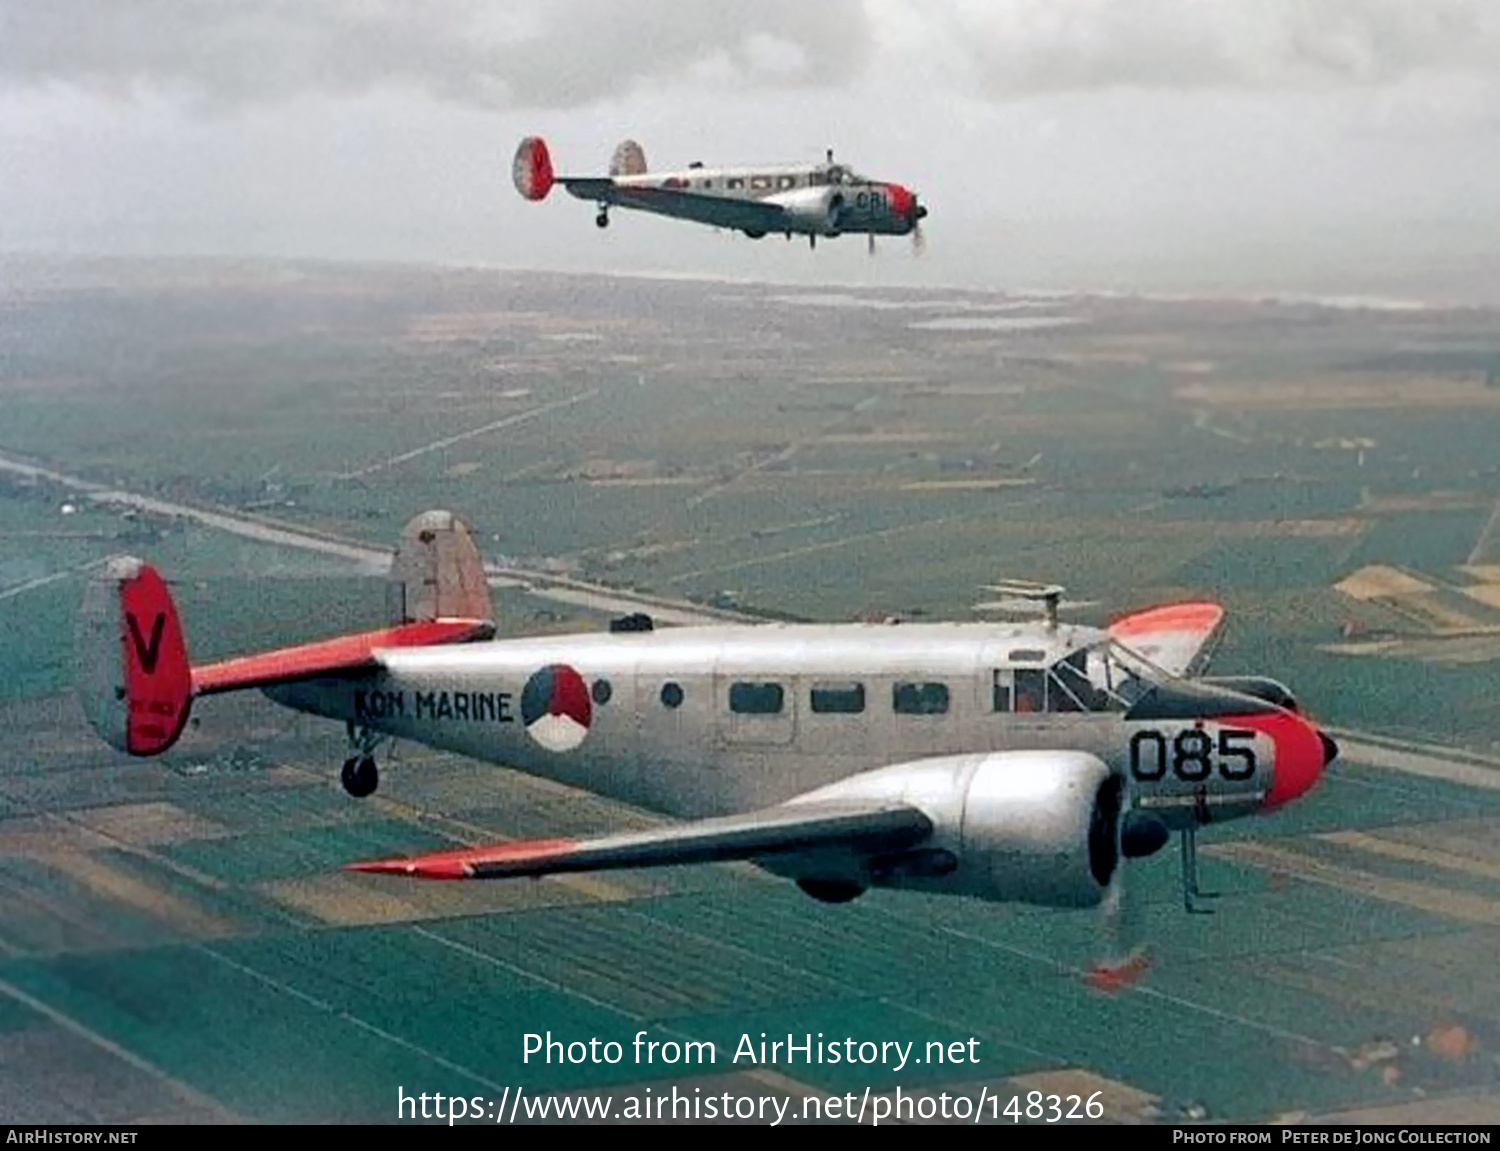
[4,255,1500,1122]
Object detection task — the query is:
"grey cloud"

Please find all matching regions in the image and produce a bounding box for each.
[0,0,871,109]
[874,0,1500,96]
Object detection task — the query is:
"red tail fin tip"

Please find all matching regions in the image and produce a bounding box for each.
[76,557,194,757]
[513,136,555,201]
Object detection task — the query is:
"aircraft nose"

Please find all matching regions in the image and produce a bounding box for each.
[886,183,916,222]
[1320,731,1340,767]
[1263,714,1332,810]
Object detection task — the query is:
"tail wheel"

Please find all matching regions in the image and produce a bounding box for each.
[595,211,609,229]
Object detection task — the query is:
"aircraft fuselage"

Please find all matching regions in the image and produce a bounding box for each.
[265,621,1312,829]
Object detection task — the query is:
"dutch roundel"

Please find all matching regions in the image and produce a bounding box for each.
[521,664,593,752]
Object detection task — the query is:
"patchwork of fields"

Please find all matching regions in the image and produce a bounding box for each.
[4,258,1500,1122]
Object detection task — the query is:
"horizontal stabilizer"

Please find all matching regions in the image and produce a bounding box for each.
[1109,602,1224,678]
[193,618,494,696]
[347,802,933,880]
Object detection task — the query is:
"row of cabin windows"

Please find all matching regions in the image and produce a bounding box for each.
[717,174,801,192]
[722,664,1111,718]
[728,681,950,717]
[711,169,851,193]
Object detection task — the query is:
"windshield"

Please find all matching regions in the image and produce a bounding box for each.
[1015,639,1173,713]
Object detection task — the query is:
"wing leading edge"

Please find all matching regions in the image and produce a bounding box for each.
[562,179,792,234]
[346,802,933,880]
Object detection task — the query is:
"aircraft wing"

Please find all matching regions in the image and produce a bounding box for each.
[561,179,792,234]
[346,801,933,880]
[1108,602,1225,678]
[192,618,494,695]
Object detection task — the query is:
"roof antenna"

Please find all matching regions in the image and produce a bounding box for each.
[1043,587,1061,632]
[978,579,1068,631]
[826,148,834,164]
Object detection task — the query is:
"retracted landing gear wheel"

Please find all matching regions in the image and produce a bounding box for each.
[342,755,379,798]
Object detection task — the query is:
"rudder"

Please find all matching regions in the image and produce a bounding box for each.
[75,557,194,756]
[387,510,493,626]
[610,139,647,177]
[512,136,555,201]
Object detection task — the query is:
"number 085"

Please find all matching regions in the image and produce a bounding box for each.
[1128,728,1257,782]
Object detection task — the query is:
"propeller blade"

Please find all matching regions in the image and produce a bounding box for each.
[868,232,875,256]
[912,222,925,256]
[1086,795,1153,994]
[1087,864,1151,993]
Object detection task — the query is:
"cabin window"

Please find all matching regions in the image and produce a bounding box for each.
[750,175,772,190]
[698,180,711,190]
[727,177,744,190]
[1013,668,1046,713]
[809,171,826,186]
[1047,652,1117,712]
[893,681,949,716]
[811,682,865,714]
[777,175,797,190]
[591,679,612,706]
[1009,649,1046,663]
[991,670,1011,713]
[730,681,784,715]
[1048,652,1086,712]
[660,682,684,709]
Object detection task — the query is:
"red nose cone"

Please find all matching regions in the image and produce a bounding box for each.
[1265,715,1334,810]
[887,183,915,222]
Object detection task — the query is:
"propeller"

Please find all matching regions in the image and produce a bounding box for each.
[1086,791,1162,994]
[1087,856,1151,993]
[868,232,876,257]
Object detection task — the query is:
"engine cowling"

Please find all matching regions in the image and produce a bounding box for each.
[767,186,844,235]
[778,750,1124,909]
[1196,675,1298,712]
[958,750,1122,908]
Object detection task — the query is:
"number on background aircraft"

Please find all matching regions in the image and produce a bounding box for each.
[77,511,1335,988]
[513,136,928,252]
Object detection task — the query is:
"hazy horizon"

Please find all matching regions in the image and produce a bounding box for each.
[4,2,1500,306]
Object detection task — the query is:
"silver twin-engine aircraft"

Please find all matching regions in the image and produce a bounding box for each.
[77,512,1334,984]
[512,136,928,251]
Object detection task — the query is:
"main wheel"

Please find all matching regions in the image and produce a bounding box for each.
[797,879,865,904]
[341,755,379,798]
[595,211,609,229]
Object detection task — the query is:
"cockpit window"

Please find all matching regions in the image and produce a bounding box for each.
[1033,641,1168,713]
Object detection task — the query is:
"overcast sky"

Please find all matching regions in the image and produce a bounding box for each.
[3,1,1499,302]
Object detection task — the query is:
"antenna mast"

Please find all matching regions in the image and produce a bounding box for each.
[978,580,1068,631]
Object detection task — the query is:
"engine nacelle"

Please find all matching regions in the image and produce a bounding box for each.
[958,751,1122,908]
[777,750,1124,910]
[1196,675,1298,712]
[767,186,844,235]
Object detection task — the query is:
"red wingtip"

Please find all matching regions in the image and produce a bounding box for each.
[346,837,581,881]
[1085,951,1152,994]
[345,858,472,880]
